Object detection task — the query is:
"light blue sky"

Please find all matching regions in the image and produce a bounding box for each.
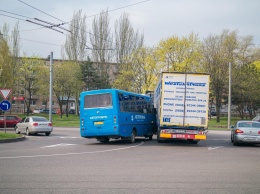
[1,0,260,59]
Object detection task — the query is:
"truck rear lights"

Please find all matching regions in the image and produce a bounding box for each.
[161,130,169,133]
[235,129,244,133]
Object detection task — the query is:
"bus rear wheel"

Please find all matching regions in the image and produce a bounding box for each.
[129,130,136,143]
[97,137,110,143]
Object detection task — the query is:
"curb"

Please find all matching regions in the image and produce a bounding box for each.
[0,135,26,143]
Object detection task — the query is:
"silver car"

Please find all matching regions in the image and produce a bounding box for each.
[231,120,260,146]
[15,116,53,136]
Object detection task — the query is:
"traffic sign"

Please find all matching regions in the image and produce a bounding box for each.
[0,100,11,111]
[0,89,12,100]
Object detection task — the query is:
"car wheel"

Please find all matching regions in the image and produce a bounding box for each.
[233,139,238,146]
[26,128,30,136]
[129,130,136,143]
[231,135,233,143]
[45,132,51,136]
[15,126,20,134]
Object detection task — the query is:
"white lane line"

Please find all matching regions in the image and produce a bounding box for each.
[208,139,229,141]
[208,146,223,150]
[26,136,81,139]
[0,142,144,159]
[41,143,76,148]
[59,137,80,139]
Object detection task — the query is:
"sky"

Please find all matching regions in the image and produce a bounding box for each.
[1,0,260,59]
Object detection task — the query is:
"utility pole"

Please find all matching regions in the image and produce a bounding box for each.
[49,52,53,122]
[228,62,232,129]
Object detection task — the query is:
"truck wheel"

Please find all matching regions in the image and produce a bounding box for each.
[157,132,164,143]
[188,139,198,144]
[157,139,164,143]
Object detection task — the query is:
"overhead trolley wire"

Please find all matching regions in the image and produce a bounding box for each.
[18,0,65,23]
[2,0,152,50]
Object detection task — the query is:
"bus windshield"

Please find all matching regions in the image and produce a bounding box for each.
[84,93,112,108]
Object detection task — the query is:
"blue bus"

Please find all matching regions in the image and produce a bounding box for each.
[80,89,157,143]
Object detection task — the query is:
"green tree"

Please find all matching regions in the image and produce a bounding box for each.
[201,30,238,122]
[114,13,144,64]
[232,61,260,119]
[53,61,82,118]
[63,10,87,115]
[155,33,202,73]
[0,26,12,89]
[113,47,158,93]
[19,57,45,116]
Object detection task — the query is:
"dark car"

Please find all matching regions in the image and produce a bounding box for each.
[69,109,76,114]
[40,109,56,114]
[0,115,22,129]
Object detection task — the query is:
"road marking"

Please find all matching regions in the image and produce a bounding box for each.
[209,139,229,141]
[26,136,81,139]
[0,142,144,159]
[41,143,76,148]
[208,146,223,150]
[59,137,80,139]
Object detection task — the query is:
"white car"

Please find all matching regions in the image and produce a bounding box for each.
[33,108,43,114]
[231,120,260,146]
[15,116,53,136]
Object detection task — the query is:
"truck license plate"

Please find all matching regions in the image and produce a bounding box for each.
[172,134,195,139]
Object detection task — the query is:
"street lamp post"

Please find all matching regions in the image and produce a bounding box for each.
[0,31,3,40]
[228,62,232,129]
[49,52,53,122]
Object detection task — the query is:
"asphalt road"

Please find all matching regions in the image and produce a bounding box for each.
[0,128,260,194]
